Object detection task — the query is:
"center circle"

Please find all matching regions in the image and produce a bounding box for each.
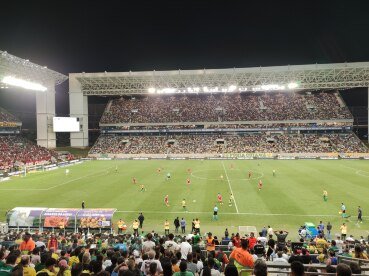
[191,169,264,181]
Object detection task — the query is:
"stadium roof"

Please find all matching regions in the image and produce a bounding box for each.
[0,50,68,88]
[72,61,369,95]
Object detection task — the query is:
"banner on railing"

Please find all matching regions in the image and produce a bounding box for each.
[41,208,80,228]
[7,207,117,229]
[77,209,116,228]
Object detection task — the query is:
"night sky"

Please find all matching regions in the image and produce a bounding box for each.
[0,0,369,124]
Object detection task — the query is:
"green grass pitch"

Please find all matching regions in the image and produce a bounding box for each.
[1,159,368,239]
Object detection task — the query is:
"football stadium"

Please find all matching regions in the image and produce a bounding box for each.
[1,2,369,275]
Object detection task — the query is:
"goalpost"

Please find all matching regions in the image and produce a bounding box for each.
[238,226,258,237]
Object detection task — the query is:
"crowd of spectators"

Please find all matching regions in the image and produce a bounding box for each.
[0,220,367,276]
[100,92,352,124]
[103,122,352,132]
[89,133,369,155]
[0,135,57,170]
[0,109,19,123]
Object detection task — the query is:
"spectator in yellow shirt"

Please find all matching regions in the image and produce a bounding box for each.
[21,255,36,276]
[133,219,139,237]
[194,218,200,234]
[340,223,347,240]
[164,220,170,235]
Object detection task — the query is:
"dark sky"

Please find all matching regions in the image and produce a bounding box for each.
[0,0,369,117]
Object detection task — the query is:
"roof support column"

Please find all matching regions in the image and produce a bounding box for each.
[69,75,89,147]
[36,85,56,148]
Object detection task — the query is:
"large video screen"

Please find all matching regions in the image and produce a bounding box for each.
[53,117,80,132]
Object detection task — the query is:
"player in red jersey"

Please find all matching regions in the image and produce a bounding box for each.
[217,193,223,205]
[248,171,252,179]
[258,180,262,191]
[164,195,170,207]
[132,177,137,184]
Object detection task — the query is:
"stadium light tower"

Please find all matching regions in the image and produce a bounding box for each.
[0,50,68,148]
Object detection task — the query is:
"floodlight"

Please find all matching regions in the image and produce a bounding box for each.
[157,88,176,93]
[2,76,47,91]
[228,85,237,92]
[288,82,298,89]
[148,87,156,93]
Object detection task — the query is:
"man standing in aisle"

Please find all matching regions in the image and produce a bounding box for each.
[164,219,170,235]
[180,218,186,234]
[213,205,219,221]
[340,223,347,240]
[326,222,332,241]
[132,219,139,237]
[138,213,145,229]
[357,206,363,224]
[174,217,180,233]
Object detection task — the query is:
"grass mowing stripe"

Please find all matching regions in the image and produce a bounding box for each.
[0,168,112,191]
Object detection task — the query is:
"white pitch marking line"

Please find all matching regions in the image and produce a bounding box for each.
[0,168,111,191]
[340,164,369,178]
[221,161,239,213]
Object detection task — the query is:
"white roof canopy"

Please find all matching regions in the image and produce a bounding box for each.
[71,61,369,95]
[0,50,68,88]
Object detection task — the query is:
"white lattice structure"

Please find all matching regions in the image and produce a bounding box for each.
[70,61,369,146]
[0,50,68,148]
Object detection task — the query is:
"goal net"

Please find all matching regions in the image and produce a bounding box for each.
[238,226,258,237]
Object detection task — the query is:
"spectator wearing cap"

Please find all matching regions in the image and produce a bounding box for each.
[20,233,36,253]
[229,238,254,273]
